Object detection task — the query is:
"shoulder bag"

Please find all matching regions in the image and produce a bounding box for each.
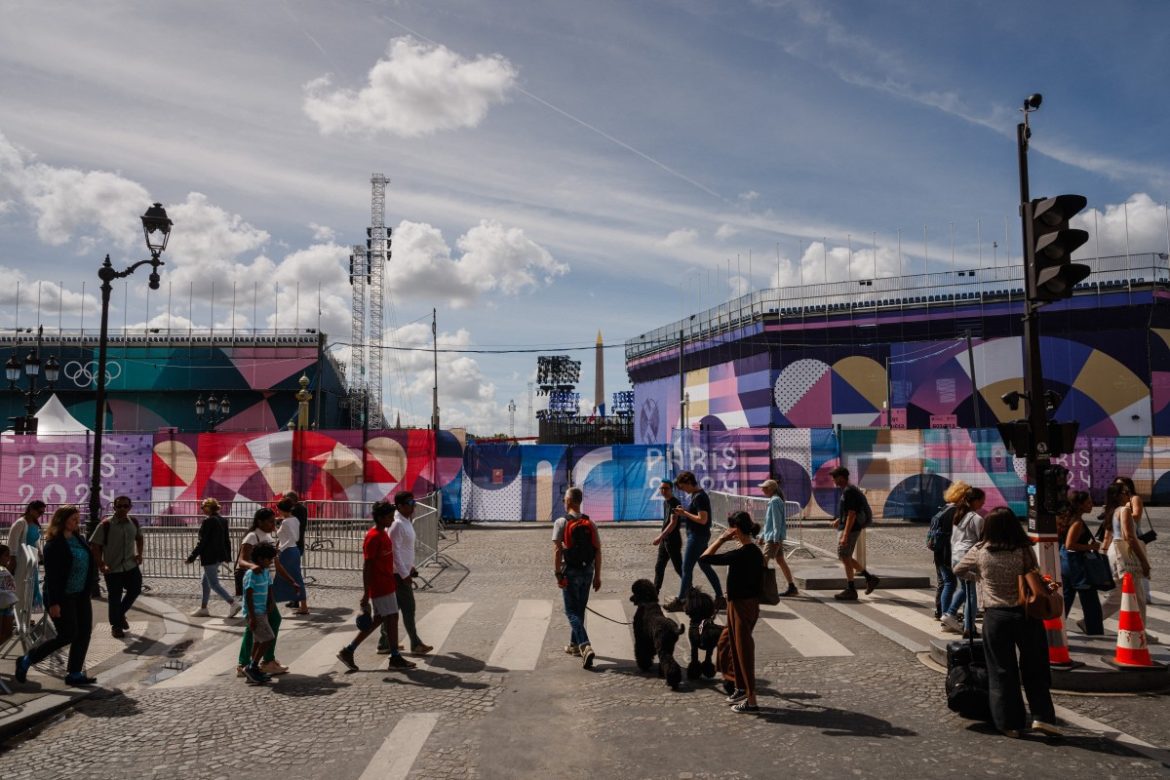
[1081,551,1115,591]
[1138,514,1157,545]
[760,563,780,606]
[1018,549,1063,621]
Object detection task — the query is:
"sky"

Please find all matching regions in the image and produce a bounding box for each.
[2,0,1169,435]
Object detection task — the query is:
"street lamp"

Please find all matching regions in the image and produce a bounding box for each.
[194,393,230,429]
[87,203,172,533]
[5,325,59,434]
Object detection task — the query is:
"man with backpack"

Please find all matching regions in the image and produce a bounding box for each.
[829,467,879,601]
[553,486,602,669]
[90,495,144,638]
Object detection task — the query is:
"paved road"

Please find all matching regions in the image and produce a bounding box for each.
[1,520,1168,779]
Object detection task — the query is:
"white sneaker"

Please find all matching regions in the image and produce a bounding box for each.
[940,614,963,634]
[190,607,210,617]
[227,601,242,619]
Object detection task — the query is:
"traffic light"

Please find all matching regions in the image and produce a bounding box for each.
[1040,462,1071,514]
[1026,195,1090,303]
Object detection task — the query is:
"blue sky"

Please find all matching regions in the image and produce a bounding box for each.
[1,1,1168,434]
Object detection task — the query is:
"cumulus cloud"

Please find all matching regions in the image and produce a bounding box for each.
[0,268,98,320]
[715,223,738,241]
[303,36,518,137]
[661,228,698,248]
[1075,193,1170,259]
[387,218,566,307]
[309,222,335,242]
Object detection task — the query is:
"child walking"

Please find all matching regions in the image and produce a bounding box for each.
[241,542,278,686]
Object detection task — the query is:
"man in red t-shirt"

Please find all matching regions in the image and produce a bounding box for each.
[337,501,416,671]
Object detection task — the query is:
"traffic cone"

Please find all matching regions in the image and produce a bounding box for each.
[1112,572,1154,668]
[1043,612,1073,667]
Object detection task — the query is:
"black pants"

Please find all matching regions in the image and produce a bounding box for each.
[105,567,143,628]
[27,593,93,675]
[653,534,683,593]
[982,606,1056,731]
[380,576,422,649]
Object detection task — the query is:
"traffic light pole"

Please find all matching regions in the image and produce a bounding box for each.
[1017,119,1060,583]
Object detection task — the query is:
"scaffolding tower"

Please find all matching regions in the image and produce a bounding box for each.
[348,243,367,427]
[367,173,389,427]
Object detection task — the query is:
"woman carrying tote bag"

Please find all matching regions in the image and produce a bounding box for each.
[1100,482,1153,640]
[1061,491,1108,635]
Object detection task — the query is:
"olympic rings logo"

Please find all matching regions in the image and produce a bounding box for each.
[63,360,122,387]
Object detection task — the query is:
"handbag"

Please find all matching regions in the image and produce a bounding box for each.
[1081,551,1115,592]
[1018,550,1063,621]
[760,564,781,606]
[1138,515,1157,545]
[26,612,58,652]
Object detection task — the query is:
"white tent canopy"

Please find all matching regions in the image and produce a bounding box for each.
[30,393,91,434]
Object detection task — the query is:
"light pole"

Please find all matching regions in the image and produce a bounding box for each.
[194,393,231,430]
[5,325,60,435]
[87,203,172,533]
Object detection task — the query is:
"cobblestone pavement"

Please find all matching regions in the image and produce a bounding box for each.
[1,521,1167,779]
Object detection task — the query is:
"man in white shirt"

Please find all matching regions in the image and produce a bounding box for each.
[377,491,432,655]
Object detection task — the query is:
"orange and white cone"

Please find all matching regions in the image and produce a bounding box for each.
[1113,572,1154,668]
[1043,612,1073,666]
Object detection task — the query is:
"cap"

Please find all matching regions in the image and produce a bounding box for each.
[759,479,779,492]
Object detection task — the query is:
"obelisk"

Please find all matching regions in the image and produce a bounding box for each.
[595,329,605,417]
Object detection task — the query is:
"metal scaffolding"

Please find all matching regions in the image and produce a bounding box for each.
[348,243,367,428]
[368,173,388,427]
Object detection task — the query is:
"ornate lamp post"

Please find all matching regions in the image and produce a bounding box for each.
[87,203,172,532]
[5,324,59,434]
[194,393,230,430]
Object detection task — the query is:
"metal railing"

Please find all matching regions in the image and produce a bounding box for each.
[708,492,815,560]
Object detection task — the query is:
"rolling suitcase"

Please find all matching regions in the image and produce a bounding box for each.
[944,636,991,721]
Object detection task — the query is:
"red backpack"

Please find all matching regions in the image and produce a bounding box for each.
[562,514,597,568]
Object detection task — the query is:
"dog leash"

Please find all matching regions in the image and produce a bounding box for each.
[585,605,633,625]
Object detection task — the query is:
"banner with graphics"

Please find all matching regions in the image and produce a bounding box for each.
[0,433,153,511]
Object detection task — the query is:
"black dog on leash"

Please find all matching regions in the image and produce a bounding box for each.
[684,587,721,680]
[630,579,684,689]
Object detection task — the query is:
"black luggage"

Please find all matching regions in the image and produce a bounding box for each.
[944,637,991,721]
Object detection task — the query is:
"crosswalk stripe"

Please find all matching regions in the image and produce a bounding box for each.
[761,602,852,657]
[866,596,950,639]
[415,602,472,670]
[811,591,930,653]
[488,599,552,671]
[583,599,633,667]
[288,626,348,677]
[154,632,244,689]
[358,712,440,780]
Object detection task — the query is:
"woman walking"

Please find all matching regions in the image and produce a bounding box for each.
[942,486,985,638]
[701,511,765,713]
[187,498,240,618]
[6,499,46,610]
[932,481,968,625]
[954,507,1060,738]
[1100,482,1153,640]
[13,505,99,687]
[236,508,298,676]
[273,498,309,616]
[1061,491,1105,635]
[758,479,797,597]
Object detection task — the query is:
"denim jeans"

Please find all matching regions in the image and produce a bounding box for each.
[677,532,723,600]
[201,564,234,606]
[562,565,594,647]
[945,578,978,632]
[936,563,958,617]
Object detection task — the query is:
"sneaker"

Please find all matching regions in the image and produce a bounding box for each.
[14,655,31,684]
[864,574,881,595]
[781,583,798,597]
[260,660,288,676]
[387,654,417,670]
[64,673,98,687]
[411,643,433,655]
[227,601,242,619]
[119,618,130,631]
[940,614,964,634]
[730,701,760,714]
[236,665,247,678]
[663,598,683,612]
[190,607,210,618]
[243,666,268,685]
[111,627,126,639]
[721,680,736,695]
[337,647,358,672]
[833,587,858,601]
[580,644,596,669]
[1031,720,1063,738]
[726,689,747,703]
[714,596,727,612]
[564,643,580,656]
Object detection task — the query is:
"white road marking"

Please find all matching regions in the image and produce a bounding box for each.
[288,626,349,677]
[487,599,552,671]
[583,599,634,667]
[358,712,440,780]
[810,591,930,653]
[153,633,244,689]
[868,592,952,638]
[415,601,472,670]
[761,602,853,657]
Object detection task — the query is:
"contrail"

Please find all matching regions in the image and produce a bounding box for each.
[376,13,732,206]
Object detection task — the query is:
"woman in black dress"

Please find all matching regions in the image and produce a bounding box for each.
[701,511,765,713]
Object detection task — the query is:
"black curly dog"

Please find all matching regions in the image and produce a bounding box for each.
[630,579,684,689]
[684,587,721,680]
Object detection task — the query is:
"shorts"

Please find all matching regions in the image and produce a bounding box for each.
[371,593,399,617]
[838,529,862,559]
[762,540,786,560]
[251,613,275,643]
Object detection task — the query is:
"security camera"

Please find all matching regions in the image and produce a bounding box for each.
[1024,93,1043,111]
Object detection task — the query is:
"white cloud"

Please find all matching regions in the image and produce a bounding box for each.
[1075,193,1170,259]
[715,223,738,241]
[0,268,98,319]
[309,222,335,242]
[303,36,518,137]
[738,190,759,203]
[661,228,698,248]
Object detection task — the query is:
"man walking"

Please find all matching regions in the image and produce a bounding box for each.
[337,500,415,672]
[651,480,683,596]
[829,467,879,601]
[377,491,433,655]
[553,487,601,669]
[90,496,144,638]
